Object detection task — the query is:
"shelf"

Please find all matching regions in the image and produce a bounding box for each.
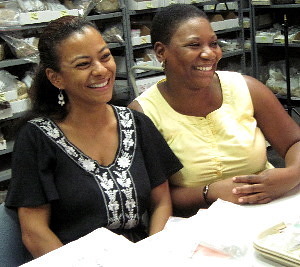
[0,11,123,32]
[0,141,14,156]
[253,4,300,9]
[0,57,38,68]
[107,42,125,49]
[0,169,11,183]
[216,27,242,34]
[86,12,123,20]
[132,43,152,50]
[222,49,244,58]
[257,43,300,48]
[0,111,27,123]
[0,23,47,32]
[135,70,164,78]
[127,0,236,15]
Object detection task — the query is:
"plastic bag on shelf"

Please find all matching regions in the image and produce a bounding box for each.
[0,32,39,62]
[0,70,21,93]
[22,69,35,90]
[0,1,20,27]
[266,60,300,98]
[69,0,96,16]
[94,0,120,13]
[102,23,124,44]
[45,0,68,11]
[17,0,48,12]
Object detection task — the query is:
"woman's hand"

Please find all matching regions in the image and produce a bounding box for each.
[18,204,63,258]
[207,178,249,204]
[232,167,299,204]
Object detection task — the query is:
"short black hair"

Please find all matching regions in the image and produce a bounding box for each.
[151,4,207,46]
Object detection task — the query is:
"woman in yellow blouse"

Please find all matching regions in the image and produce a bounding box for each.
[129,4,300,216]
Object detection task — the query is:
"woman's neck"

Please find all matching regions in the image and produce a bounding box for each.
[60,103,113,130]
[159,75,222,117]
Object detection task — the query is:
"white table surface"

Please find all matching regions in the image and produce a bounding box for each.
[22,185,300,267]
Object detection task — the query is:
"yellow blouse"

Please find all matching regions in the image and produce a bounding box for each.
[135,71,273,187]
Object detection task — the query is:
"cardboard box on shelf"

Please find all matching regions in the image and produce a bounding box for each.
[135,57,154,73]
[210,14,226,31]
[223,12,239,29]
[136,75,165,94]
[10,98,30,114]
[19,9,79,25]
[184,0,202,4]
[127,0,159,10]
[255,32,279,43]
[131,25,151,46]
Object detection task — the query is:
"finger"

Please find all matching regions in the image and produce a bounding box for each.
[232,175,262,184]
[237,193,270,204]
[232,184,261,194]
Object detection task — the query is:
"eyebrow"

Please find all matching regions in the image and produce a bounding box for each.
[70,45,109,64]
[187,34,217,40]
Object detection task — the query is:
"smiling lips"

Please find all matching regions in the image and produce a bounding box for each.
[195,66,213,71]
[88,80,109,88]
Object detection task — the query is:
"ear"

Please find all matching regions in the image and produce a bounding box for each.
[45,68,64,89]
[153,42,166,63]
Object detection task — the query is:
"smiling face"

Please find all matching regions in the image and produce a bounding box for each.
[47,26,116,108]
[157,17,222,90]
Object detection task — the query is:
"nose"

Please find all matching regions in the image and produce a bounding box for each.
[200,46,216,60]
[91,61,107,76]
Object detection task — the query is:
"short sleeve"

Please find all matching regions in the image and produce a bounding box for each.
[132,110,183,188]
[5,122,59,208]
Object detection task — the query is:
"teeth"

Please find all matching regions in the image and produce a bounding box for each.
[195,66,212,71]
[89,81,108,88]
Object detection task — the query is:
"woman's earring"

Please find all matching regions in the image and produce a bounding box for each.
[58,89,65,106]
[161,61,165,71]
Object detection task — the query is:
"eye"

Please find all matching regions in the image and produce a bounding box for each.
[211,41,219,47]
[75,61,90,69]
[187,43,200,48]
[101,52,112,61]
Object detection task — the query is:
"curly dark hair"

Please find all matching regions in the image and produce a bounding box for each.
[29,15,98,121]
[151,4,208,46]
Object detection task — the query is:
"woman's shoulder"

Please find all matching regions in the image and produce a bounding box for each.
[216,70,244,82]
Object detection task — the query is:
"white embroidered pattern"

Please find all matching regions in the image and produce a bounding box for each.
[30,106,139,229]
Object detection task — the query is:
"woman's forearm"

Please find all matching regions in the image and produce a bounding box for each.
[149,201,172,235]
[18,205,63,258]
[22,227,63,258]
[170,185,207,217]
[148,181,172,235]
[284,140,300,188]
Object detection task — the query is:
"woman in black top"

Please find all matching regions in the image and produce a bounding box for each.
[5,15,182,258]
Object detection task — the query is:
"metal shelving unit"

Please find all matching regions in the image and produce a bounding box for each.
[250,2,300,118]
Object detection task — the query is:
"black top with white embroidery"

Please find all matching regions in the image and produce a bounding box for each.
[5,106,182,244]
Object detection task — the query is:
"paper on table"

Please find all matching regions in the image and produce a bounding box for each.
[135,199,253,266]
[21,228,135,267]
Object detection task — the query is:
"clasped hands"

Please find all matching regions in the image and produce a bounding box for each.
[209,168,295,205]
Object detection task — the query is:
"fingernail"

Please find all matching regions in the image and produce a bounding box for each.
[238,198,244,203]
[232,188,237,194]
